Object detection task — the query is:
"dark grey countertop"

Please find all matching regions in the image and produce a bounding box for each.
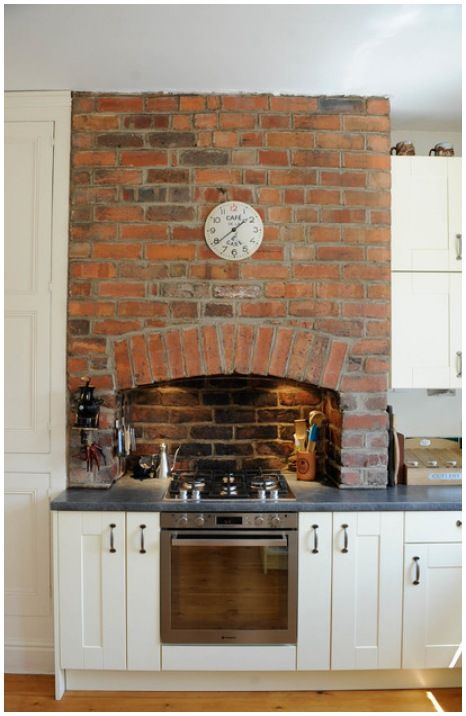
[50,475,462,512]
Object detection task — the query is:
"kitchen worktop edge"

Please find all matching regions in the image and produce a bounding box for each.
[50,476,462,512]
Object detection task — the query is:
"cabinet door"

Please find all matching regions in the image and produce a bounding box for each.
[391,272,461,388]
[449,273,462,388]
[297,513,332,670]
[403,543,462,668]
[126,513,161,670]
[4,121,54,453]
[57,512,126,670]
[331,512,403,670]
[391,157,461,271]
[448,158,462,270]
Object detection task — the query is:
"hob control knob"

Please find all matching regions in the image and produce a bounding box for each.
[271,514,281,527]
[177,514,188,527]
[194,514,205,527]
[255,515,265,526]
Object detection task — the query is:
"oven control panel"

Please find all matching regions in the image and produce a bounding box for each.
[160,512,298,529]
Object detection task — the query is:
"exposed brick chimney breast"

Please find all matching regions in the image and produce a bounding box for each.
[68,93,391,488]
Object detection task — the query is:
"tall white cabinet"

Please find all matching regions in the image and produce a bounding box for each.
[4,92,71,673]
[391,156,462,389]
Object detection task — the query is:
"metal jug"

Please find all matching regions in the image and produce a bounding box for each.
[390,140,415,156]
[429,142,455,156]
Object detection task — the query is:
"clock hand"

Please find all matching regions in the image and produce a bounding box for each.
[216,219,248,243]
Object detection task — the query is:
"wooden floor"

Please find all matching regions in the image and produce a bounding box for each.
[4,675,462,712]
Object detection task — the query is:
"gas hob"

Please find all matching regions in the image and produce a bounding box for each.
[164,469,296,502]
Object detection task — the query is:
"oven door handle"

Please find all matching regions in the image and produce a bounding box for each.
[171,535,288,548]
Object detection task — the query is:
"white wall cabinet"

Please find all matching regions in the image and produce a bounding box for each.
[391,155,462,390]
[55,511,161,673]
[391,157,462,272]
[402,512,462,669]
[391,272,462,388]
[297,513,332,670]
[331,512,404,670]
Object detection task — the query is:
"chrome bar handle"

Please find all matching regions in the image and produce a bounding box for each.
[139,524,146,554]
[172,536,287,547]
[413,556,420,585]
[456,351,462,378]
[311,524,319,554]
[341,524,349,553]
[109,523,116,553]
[455,233,462,260]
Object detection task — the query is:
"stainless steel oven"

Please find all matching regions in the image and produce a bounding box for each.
[160,512,298,645]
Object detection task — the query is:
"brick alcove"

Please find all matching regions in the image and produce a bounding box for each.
[125,374,341,478]
[111,324,346,481]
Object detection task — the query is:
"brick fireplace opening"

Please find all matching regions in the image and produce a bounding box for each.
[124,375,340,479]
[67,93,391,488]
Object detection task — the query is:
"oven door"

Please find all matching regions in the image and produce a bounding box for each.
[161,529,297,644]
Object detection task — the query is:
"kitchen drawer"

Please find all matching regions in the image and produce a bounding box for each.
[404,511,462,543]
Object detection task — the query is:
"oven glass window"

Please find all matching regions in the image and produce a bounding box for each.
[170,542,289,630]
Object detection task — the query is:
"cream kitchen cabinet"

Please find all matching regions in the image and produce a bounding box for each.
[330,512,404,670]
[126,513,161,670]
[297,513,332,670]
[402,512,462,669]
[391,272,462,389]
[391,156,462,272]
[54,511,160,672]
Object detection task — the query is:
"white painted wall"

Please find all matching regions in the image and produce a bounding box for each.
[387,389,462,437]
[4,4,461,130]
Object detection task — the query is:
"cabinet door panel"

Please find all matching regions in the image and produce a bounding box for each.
[449,273,462,388]
[297,513,331,670]
[126,513,161,671]
[403,543,462,669]
[57,512,126,670]
[391,272,457,388]
[391,157,461,271]
[331,512,403,670]
[4,122,54,453]
[448,158,462,270]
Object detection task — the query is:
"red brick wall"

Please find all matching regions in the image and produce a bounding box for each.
[68,93,391,487]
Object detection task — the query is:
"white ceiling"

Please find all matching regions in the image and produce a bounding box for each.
[4,4,462,130]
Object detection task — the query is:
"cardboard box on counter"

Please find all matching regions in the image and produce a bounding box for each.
[404,437,462,486]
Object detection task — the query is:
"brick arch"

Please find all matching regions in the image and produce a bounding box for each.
[112,323,348,392]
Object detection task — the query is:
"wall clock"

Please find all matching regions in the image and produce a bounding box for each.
[204,201,264,261]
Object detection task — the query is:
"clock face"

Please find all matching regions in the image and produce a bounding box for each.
[204,201,264,261]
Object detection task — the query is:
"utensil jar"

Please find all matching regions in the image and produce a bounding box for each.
[296,451,316,481]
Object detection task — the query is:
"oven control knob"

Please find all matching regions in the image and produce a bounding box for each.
[194,514,205,527]
[176,514,188,527]
[271,514,281,527]
[255,515,265,526]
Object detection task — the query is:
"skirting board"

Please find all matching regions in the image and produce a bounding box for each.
[5,644,54,674]
[65,669,461,692]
